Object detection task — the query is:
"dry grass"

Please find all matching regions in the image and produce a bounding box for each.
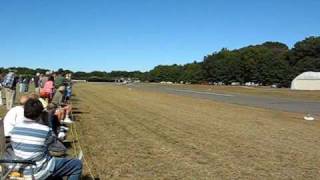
[155,84,320,101]
[72,83,320,179]
[0,107,6,119]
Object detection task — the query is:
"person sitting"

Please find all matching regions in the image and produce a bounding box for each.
[4,93,48,136]
[2,95,30,160]
[46,104,69,140]
[3,95,29,137]
[33,93,69,146]
[10,99,82,179]
[51,86,73,124]
[46,87,71,140]
[4,93,67,157]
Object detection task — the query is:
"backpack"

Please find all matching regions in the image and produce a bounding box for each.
[2,73,15,88]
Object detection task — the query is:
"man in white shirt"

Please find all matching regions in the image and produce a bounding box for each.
[3,95,29,137]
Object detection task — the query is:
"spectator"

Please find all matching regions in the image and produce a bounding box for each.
[34,73,40,94]
[54,73,66,89]
[52,86,66,106]
[51,86,73,124]
[65,85,72,102]
[64,73,73,102]
[40,76,54,102]
[2,71,18,110]
[39,73,48,89]
[48,85,72,141]
[18,75,24,93]
[3,95,29,136]
[10,99,82,179]
[23,77,30,92]
[0,73,4,106]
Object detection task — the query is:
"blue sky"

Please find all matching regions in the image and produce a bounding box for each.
[0,0,319,72]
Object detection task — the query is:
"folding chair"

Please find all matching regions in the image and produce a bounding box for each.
[0,118,36,180]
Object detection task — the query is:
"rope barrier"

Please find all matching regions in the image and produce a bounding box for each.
[70,104,96,180]
[69,122,78,158]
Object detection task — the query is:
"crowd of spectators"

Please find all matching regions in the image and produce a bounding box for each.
[0,70,82,180]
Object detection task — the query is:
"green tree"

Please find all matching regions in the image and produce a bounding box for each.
[290,36,320,76]
[180,61,204,83]
[149,64,183,82]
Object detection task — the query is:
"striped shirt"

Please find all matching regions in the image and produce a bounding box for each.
[10,118,55,180]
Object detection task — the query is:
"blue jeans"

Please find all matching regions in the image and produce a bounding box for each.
[47,111,60,135]
[50,158,82,180]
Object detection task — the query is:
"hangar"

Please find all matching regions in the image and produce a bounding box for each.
[291,72,320,90]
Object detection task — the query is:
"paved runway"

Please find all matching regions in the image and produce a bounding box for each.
[132,83,320,115]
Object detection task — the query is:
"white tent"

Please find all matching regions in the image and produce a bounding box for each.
[291,71,320,90]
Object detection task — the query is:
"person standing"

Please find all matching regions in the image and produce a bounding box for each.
[24,77,30,93]
[18,75,24,93]
[34,73,40,94]
[2,71,18,110]
[0,85,2,106]
[0,73,4,106]
[40,76,55,102]
[54,72,66,89]
[39,72,50,91]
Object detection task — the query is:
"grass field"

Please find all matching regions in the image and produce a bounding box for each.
[71,83,320,179]
[0,84,319,179]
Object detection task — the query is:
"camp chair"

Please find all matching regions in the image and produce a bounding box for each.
[0,118,36,180]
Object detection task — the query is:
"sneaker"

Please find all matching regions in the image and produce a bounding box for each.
[58,132,66,140]
[78,150,83,160]
[60,126,69,131]
[62,117,73,124]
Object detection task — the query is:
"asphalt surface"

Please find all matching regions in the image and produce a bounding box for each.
[130,83,320,115]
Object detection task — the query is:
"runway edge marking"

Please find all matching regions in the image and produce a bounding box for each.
[167,88,235,97]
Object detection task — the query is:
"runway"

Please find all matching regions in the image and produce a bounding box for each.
[132,83,320,115]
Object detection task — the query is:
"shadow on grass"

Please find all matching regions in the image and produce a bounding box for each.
[82,175,100,180]
[63,140,78,148]
[72,111,87,115]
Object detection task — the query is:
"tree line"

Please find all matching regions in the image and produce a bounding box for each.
[1,36,319,87]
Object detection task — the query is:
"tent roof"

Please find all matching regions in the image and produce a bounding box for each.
[294,71,320,80]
